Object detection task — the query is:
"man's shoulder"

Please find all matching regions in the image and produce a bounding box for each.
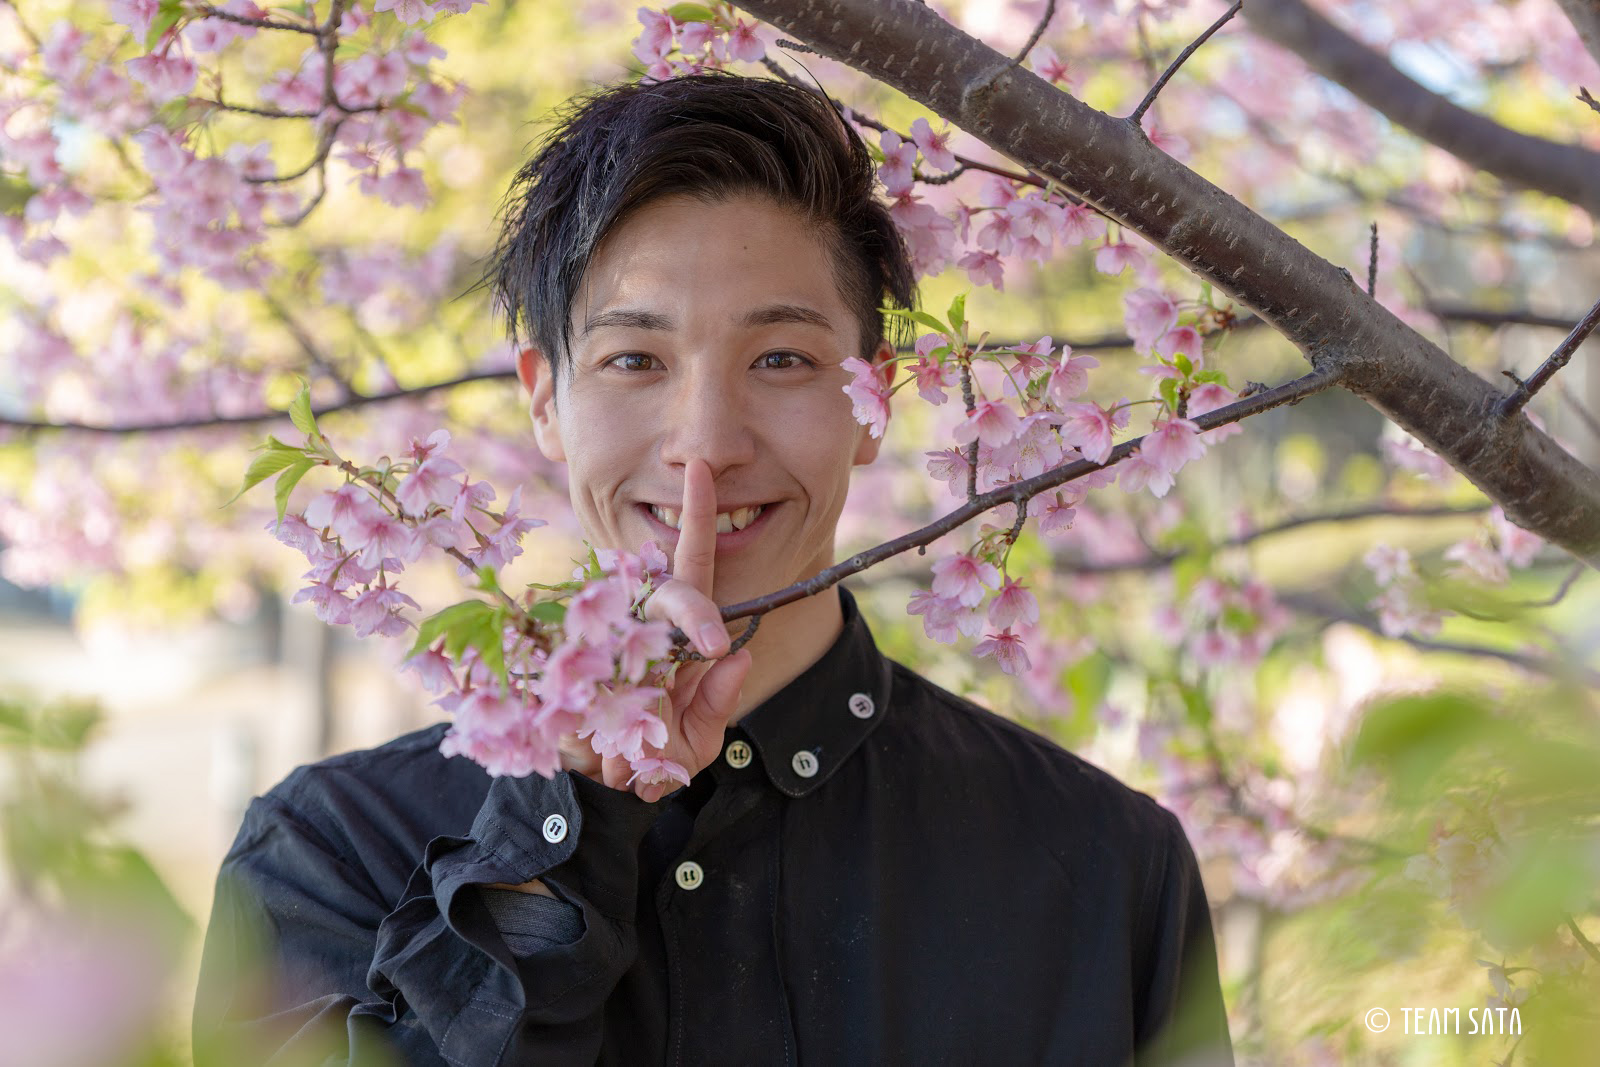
[876,656,1179,843]
[247,722,491,859]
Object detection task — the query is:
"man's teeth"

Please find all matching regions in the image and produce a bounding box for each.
[649,504,765,532]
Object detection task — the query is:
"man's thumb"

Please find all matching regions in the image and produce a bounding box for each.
[698,647,752,722]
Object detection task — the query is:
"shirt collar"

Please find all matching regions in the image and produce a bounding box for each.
[720,585,894,798]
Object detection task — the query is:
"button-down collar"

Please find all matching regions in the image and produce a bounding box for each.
[717,585,893,798]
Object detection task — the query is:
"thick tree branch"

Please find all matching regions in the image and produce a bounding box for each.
[1241,0,1600,215]
[736,0,1600,567]
[1555,0,1600,69]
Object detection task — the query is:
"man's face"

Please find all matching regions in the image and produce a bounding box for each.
[517,192,891,607]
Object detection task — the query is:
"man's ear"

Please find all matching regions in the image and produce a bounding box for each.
[852,339,896,466]
[517,346,567,463]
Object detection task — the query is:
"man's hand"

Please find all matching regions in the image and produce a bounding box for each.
[558,457,752,803]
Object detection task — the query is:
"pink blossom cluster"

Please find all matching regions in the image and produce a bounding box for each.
[0,2,471,280]
[275,430,543,635]
[632,4,765,82]
[1364,543,1446,638]
[1443,506,1544,585]
[266,426,701,785]
[1152,575,1290,668]
[427,544,682,781]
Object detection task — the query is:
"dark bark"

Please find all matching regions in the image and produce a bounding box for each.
[737,0,1600,567]
[1243,0,1600,216]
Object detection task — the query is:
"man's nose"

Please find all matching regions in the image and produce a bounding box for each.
[657,368,756,480]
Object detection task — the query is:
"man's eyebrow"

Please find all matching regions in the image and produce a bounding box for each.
[580,308,674,335]
[741,303,834,332]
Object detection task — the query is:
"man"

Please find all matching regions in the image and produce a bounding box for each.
[195,73,1233,1066]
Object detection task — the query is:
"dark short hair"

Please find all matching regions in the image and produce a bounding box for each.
[481,72,916,384]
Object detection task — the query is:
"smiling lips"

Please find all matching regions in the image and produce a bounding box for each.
[648,503,767,533]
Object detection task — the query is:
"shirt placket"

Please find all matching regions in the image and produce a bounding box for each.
[655,765,795,1065]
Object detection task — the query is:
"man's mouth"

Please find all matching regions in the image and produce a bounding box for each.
[647,502,767,533]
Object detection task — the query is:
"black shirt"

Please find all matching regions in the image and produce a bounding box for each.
[194,587,1233,1066]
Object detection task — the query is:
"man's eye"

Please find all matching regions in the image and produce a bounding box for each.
[608,353,658,372]
[755,351,812,370]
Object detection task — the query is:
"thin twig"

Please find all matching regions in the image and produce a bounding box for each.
[692,368,1341,629]
[1558,382,1600,442]
[1568,915,1600,965]
[1129,0,1243,126]
[1366,221,1378,297]
[960,359,979,501]
[1581,87,1600,116]
[1012,0,1056,65]
[194,2,319,35]
[1525,562,1586,608]
[1496,294,1600,418]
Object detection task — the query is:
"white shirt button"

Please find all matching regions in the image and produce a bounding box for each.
[791,750,819,778]
[674,860,705,890]
[541,813,568,844]
[848,692,875,719]
[725,739,752,768]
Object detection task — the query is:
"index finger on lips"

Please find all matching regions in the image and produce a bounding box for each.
[673,458,717,598]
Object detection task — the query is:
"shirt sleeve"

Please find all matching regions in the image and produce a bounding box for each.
[1134,809,1235,1067]
[193,768,663,1067]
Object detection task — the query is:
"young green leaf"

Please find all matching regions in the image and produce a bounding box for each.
[145,0,185,49]
[667,2,715,20]
[224,445,310,509]
[288,380,318,438]
[273,457,317,523]
[946,292,967,336]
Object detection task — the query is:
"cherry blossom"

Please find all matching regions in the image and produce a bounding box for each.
[1140,417,1207,475]
[1058,400,1129,464]
[877,130,917,197]
[842,356,893,438]
[909,117,957,172]
[974,629,1031,675]
[931,551,1001,607]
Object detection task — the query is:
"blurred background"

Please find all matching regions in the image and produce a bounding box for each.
[3,0,1599,1064]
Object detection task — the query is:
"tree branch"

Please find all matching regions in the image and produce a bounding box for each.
[702,368,1340,626]
[1280,592,1600,685]
[1012,0,1056,65]
[1129,0,1242,125]
[1241,0,1600,215]
[735,0,1600,567]
[1496,295,1600,418]
[1054,503,1490,575]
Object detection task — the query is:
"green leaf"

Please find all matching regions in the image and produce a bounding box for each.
[145,0,185,49]
[223,446,308,509]
[1349,692,1500,799]
[946,292,968,336]
[1193,369,1229,385]
[475,566,500,592]
[273,458,317,523]
[666,1,715,20]
[410,600,500,658]
[0,174,38,217]
[1174,351,1193,377]
[1064,654,1110,719]
[909,310,950,335]
[287,380,317,438]
[1158,376,1180,412]
[1177,683,1212,728]
[528,600,567,624]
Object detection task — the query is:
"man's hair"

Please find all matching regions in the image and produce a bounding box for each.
[481,72,917,384]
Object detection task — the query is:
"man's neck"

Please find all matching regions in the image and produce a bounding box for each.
[726,585,844,724]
